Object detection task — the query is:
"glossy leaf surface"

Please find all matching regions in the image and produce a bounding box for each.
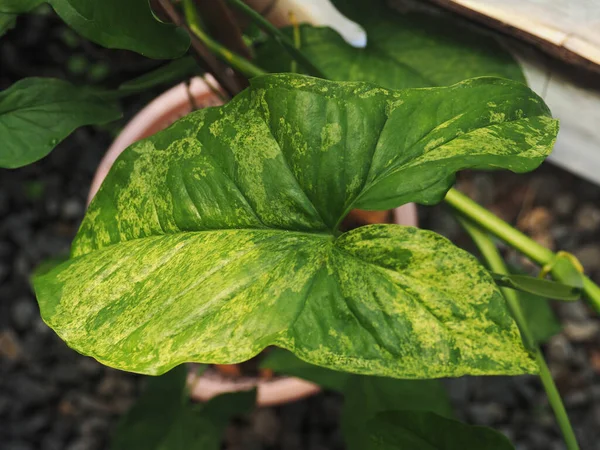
[369,411,514,450]
[35,74,556,377]
[256,0,524,89]
[1,0,189,58]
[111,365,254,450]
[0,78,121,168]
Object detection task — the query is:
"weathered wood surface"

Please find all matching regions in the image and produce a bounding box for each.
[428,0,600,73]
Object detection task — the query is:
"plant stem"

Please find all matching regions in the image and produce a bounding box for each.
[289,11,300,74]
[458,217,580,450]
[156,0,243,96]
[225,0,326,78]
[183,0,266,79]
[445,187,600,313]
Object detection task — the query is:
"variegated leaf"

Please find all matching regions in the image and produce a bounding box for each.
[35,74,556,377]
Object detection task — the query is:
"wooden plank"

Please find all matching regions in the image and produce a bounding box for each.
[427,0,600,74]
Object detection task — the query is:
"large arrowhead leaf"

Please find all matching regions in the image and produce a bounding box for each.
[34,74,556,377]
[256,0,524,89]
[368,411,514,450]
[1,0,189,59]
[0,78,121,168]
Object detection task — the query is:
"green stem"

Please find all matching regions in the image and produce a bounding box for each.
[290,12,301,74]
[183,0,266,79]
[445,188,600,313]
[225,0,325,78]
[458,217,580,450]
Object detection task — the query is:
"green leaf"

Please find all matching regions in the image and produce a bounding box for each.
[260,348,350,391]
[50,0,189,59]
[501,266,562,345]
[0,0,44,13]
[111,365,188,450]
[0,78,121,168]
[368,411,514,450]
[0,12,16,36]
[550,256,585,290]
[260,348,453,450]
[1,0,189,58]
[34,74,554,377]
[0,0,44,36]
[256,0,524,89]
[343,377,453,450]
[118,57,200,93]
[517,290,561,344]
[111,365,255,450]
[491,273,580,301]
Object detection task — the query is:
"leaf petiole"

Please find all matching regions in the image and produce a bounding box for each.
[183,0,266,79]
[225,0,325,78]
[445,187,600,313]
[457,216,580,450]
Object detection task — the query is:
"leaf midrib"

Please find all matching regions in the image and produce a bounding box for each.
[75,227,335,259]
[351,112,545,209]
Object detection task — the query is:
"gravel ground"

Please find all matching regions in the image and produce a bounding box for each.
[2,9,600,450]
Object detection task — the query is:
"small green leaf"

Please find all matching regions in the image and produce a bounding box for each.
[550,256,585,289]
[111,365,255,450]
[34,74,554,378]
[118,57,199,93]
[517,290,561,344]
[0,12,16,36]
[369,411,514,450]
[256,0,524,89]
[491,273,580,301]
[0,78,121,168]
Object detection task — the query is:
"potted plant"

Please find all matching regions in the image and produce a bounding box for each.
[1,0,597,449]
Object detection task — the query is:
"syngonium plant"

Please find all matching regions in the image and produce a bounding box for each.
[1,0,596,448]
[34,73,557,377]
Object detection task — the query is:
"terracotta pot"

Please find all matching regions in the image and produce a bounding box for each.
[89,76,418,406]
